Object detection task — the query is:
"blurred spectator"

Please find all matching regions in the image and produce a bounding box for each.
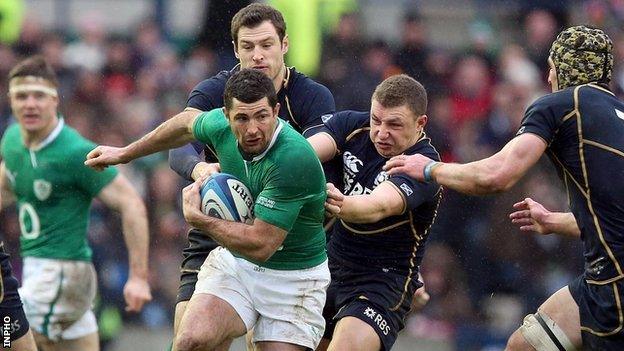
[394,12,433,85]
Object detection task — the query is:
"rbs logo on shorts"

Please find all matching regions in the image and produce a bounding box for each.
[362,307,391,335]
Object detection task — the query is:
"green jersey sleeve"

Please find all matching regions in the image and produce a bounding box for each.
[73,136,118,197]
[192,108,228,145]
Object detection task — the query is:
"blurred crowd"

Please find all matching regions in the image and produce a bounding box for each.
[2,0,624,350]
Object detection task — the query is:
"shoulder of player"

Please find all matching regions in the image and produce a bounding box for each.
[0,123,21,152]
[529,88,575,112]
[404,134,441,161]
[286,68,332,101]
[189,71,230,99]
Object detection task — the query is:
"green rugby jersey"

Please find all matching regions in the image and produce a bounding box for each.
[0,119,118,261]
[193,108,327,270]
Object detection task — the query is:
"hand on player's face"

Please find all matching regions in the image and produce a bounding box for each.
[123,276,152,312]
[384,154,432,181]
[324,182,344,217]
[509,197,551,235]
[182,181,202,225]
[84,146,128,171]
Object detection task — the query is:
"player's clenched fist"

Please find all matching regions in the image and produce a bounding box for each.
[84,145,129,171]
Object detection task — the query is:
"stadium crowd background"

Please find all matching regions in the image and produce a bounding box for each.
[1,0,624,350]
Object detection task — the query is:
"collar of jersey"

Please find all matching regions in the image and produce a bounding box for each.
[27,116,64,151]
[247,119,284,163]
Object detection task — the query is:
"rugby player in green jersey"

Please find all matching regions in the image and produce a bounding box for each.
[0,56,152,351]
[86,69,329,351]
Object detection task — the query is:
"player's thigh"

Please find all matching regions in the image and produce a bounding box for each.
[173,300,188,337]
[508,286,581,351]
[33,330,99,351]
[537,286,581,346]
[5,329,37,351]
[328,316,381,351]
[177,293,247,346]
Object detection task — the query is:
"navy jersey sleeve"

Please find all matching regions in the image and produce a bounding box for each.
[289,75,335,137]
[186,71,228,111]
[169,71,229,179]
[517,89,574,144]
[388,142,441,209]
[318,111,368,152]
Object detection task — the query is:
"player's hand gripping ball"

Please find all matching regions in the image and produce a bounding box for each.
[200,173,254,224]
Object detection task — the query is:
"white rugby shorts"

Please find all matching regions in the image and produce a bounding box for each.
[195,247,330,349]
[19,257,98,341]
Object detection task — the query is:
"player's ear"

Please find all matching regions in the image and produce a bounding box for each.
[273,102,280,117]
[232,40,239,59]
[222,107,230,119]
[281,34,289,55]
[416,114,427,129]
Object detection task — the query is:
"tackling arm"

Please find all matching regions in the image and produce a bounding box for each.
[325,181,406,223]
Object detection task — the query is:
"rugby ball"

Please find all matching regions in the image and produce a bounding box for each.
[200,173,254,224]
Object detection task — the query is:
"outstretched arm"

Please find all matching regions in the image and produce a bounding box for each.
[509,197,580,238]
[85,109,200,170]
[98,174,152,312]
[0,162,15,209]
[385,134,547,195]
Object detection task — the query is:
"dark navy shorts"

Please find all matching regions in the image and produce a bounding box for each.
[568,274,624,350]
[176,229,220,304]
[322,256,421,351]
[0,253,30,342]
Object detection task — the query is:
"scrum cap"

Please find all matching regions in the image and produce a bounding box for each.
[549,25,613,89]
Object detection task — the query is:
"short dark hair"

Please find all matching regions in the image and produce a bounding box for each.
[224,68,278,111]
[231,3,286,45]
[8,55,59,86]
[372,74,427,116]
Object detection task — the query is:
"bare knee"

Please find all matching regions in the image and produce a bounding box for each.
[175,329,215,351]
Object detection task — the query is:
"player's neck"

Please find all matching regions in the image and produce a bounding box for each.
[273,65,287,92]
[22,116,60,149]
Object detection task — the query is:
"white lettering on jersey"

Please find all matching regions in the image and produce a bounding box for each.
[615,108,624,121]
[363,307,391,335]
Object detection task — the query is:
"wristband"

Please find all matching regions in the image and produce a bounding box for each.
[423,161,439,183]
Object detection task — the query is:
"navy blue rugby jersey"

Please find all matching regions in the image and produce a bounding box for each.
[188,65,335,137]
[517,83,624,283]
[320,111,442,272]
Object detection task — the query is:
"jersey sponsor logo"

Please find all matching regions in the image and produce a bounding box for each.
[616,108,624,121]
[373,171,388,186]
[321,114,333,123]
[400,183,413,196]
[257,196,275,209]
[343,151,364,191]
[33,179,52,201]
[343,152,363,173]
[362,306,391,335]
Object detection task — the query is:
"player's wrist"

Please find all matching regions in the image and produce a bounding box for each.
[423,161,440,183]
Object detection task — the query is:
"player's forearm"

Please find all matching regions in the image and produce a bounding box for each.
[120,199,150,279]
[124,110,197,162]
[338,195,389,223]
[432,159,511,195]
[168,143,203,181]
[189,215,275,262]
[545,212,581,238]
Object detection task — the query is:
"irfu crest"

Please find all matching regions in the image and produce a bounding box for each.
[33,179,52,201]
